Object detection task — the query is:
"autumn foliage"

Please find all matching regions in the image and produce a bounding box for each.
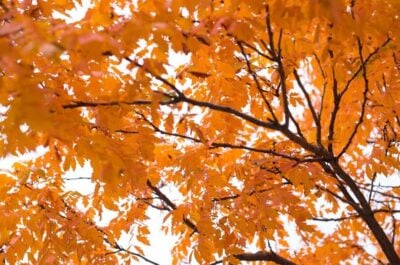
[1,0,400,264]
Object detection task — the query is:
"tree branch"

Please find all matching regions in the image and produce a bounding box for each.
[234,251,296,265]
[312,209,400,222]
[337,38,370,158]
[146,180,199,233]
[293,69,322,145]
[111,242,160,265]
[240,41,274,61]
[341,37,391,97]
[327,161,400,264]
[135,111,312,162]
[327,65,340,154]
[237,40,279,123]
[265,5,290,127]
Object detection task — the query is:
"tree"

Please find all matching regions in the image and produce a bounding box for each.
[0,0,399,264]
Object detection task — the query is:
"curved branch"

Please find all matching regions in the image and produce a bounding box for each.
[135,111,310,162]
[265,7,289,127]
[234,251,296,265]
[237,40,279,122]
[338,38,370,158]
[341,37,391,97]
[146,180,199,233]
[312,209,400,222]
[110,242,160,265]
[327,161,400,264]
[293,69,322,145]
[211,251,296,265]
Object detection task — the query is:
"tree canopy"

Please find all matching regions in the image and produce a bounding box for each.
[0,0,400,264]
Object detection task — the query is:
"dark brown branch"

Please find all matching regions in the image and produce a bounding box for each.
[337,38,369,158]
[265,5,275,55]
[241,41,274,61]
[287,108,306,140]
[181,91,280,130]
[63,100,151,109]
[265,5,290,127]
[234,251,296,265]
[237,40,279,123]
[361,188,400,201]
[390,209,396,244]
[312,209,400,222]
[368,172,377,204]
[143,69,283,131]
[315,183,356,207]
[326,161,400,264]
[62,97,180,109]
[124,57,184,97]
[313,52,327,79]
[341,37,391,97]
[146,180,176,211]
[313,53,328,125]
[64,94,281,134]
[312,215,358,222]
[111,242,160,265]
[136,111,319,163]
[327,66,340,154]
[210,251,296,265]
[357,181,400,189]
[146,180,199,233]
[212,182,291,202]
[115,129,139,134]
[293,70,322,145]
[63,177,92,181]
